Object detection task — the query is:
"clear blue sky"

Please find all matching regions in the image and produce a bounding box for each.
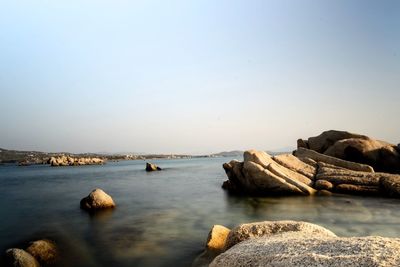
[0,0,399,154]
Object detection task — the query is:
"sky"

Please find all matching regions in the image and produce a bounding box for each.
[0,0,399,154]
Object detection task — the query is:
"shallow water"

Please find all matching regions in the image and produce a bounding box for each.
[1,158,400,266]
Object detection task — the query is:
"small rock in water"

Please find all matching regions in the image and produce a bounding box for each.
[146,162,162,172]
[80,188,116,211]
[26,239,58,265]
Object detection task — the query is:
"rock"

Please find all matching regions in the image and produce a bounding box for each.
[306,130,369,153]
[243,150,272,168]
[26,240,57,265]
[316,166,381,187]
[5,248,40,267]
[381,175,400,197]
[223,151,316,195]
[224,220,336,250]
[145,162,162,171]
[294,147,374,173]
[244,150,313,186]
[301,130,400,174]
[314,180,333,190]
[206,225,230,253]
[273,153,316,179]
[80,188,116,210]
[211,234,400,267]
[297,157,318,168]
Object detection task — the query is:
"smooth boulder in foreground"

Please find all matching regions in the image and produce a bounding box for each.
[199,220,400,267]
[80,188,116,211]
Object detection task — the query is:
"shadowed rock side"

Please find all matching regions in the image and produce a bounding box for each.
[5,239,58,267]
[298,130,400,174]
[223,148,400,197]
[195,221,400,267]
[145,162,162,172]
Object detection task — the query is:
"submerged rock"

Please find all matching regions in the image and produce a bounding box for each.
[26,240,57,265]
[5,248,40,267]
[80,188,116,211]
[145,162,162,172]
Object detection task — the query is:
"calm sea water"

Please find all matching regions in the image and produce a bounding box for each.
[1,157,400,267]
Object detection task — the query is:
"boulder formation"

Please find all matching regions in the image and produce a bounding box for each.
[298,130,400,174]
[80,188,116,211]
[223,130,400,198]
[48,156,104,166]
[5,239,58,267]
[145,162,162,171]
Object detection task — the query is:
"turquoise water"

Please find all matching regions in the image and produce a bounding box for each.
[1,158,400,267]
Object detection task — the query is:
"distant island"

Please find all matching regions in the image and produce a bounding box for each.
[0,148,247,166]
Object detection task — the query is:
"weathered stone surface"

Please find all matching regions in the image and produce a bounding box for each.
[223,151,315,195]
[315,180,333,190]
[5,248,40,267]
[145,162,161,171]
[301,130,400,174]
[306,130,369,153]
[316,189,333,196]
[381,175,400,197]
[206,225,230,252]
[243,150,272,168]
[243,161,316,195]
[294,148,374,173]
[316,166,380,187]
[26,239,57,265]
[211,234,400,267]
[335,184,381,195]
[273,153,316,179]
[224,220,336,250]
[80,188,116,210]
[297,157,318,168]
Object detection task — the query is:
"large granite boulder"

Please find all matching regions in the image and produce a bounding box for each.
[298,130,400,174]
[80,188,116,211]
[5,248,40,267]
[223,150,316,196]
[210,234,400,267]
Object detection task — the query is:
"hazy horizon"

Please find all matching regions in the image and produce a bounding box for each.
[1,1,399,154]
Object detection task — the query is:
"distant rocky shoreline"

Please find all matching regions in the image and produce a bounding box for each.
[0,148,243,167]
[222,130,400,197]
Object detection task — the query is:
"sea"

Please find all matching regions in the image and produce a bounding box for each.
[1,157,400,267]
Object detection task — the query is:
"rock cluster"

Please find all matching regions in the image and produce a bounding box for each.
[48,156,104,166]
[195,221,400,267]
[5,240,57,267]
[223,130,400,197]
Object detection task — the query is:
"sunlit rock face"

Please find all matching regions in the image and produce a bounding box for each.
[80,188,116,211]
[207,221,400,267]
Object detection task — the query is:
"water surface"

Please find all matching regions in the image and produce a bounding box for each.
[1,158,400,266]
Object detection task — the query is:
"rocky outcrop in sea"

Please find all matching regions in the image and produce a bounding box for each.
[222,130,400,197]
[48,156,104,166]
